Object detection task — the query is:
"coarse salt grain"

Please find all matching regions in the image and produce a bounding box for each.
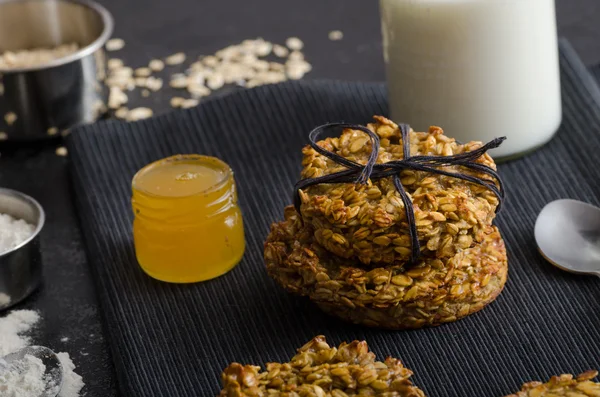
[0,214,35,255]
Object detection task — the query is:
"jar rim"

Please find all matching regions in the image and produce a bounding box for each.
[132,154,233,199]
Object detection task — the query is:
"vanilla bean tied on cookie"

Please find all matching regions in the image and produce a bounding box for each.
[265,116,508,329]
[296,116,504,266]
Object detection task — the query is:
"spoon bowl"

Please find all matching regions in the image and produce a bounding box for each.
[2,345,63,397]
[535,199,600,277]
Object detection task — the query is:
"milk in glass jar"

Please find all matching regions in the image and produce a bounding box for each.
[380,0,562,160]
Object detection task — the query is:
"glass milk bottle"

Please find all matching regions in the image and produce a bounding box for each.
[380,0,562,160]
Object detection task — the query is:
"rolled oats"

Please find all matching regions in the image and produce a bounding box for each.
[329,30,344,41]
[298,116,501,266]
[0,43,79,70]
[105,38,125,52]
[4,112,17,125]
[286,37,304,51]
[219,335,425,396]
[165,52,186,65]
[126,107,153,121]
[149,59,165,72]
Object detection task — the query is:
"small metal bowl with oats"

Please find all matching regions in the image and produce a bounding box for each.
[0,0,113,141]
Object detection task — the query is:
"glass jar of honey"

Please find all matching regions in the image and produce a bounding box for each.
[131,154,245,283]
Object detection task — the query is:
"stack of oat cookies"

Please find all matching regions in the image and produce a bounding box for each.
[265,116,508,330]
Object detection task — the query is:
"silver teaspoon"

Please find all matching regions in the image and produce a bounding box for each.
[535,199,600,277]
[2,346,63,397]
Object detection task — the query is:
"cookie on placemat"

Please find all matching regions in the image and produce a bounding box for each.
[264,207,507,330]
[219,335,425,397]
[505,370,600,396]
[298,116,502,267]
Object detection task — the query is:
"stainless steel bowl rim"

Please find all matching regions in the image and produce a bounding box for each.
[0,0,114,74]
[0,188,46,259]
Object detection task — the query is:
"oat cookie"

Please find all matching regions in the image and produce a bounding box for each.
[505,370,600,397]
[264,207,507,330]
[298,116,501,266]
[219,335,425,396]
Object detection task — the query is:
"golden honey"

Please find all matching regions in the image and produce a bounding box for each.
[131,155,245,283]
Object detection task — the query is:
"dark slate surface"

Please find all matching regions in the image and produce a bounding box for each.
[65,40,600,397]
[0,0,599,395]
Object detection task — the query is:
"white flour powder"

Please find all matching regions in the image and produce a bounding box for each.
[0,354,48,396]
[0,310,85,396]
[0,213,35,255]
[0,310,40,357]
[0,293,11,307]
[56,353,84,397]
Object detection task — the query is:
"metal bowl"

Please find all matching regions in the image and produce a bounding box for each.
[0,188,45,312]
[0,0,114,141]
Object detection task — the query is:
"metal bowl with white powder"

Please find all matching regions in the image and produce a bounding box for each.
[0,188,45,311]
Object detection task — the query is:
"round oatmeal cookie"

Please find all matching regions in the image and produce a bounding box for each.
[298,115,502,266]
[264,207,507,330]
[505,370,600,397]
[219,335,425,397]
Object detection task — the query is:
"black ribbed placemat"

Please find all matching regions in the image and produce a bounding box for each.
[67,39,600,397]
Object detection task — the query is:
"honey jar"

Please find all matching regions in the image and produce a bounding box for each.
[131,155,245,283]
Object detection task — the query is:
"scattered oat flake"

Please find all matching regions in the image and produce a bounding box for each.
[286,37,304,51]
[165,52,186,65]
[170,75,188,89]
[106,38,125,51]
[135,67,152,77]
[181,99,199,109]
[115,107,129,119]
[329,30,344,41]
[0,132,7,141]
[207,74,225,90]
[149,59,164,72]
[272,44,289,58]
[170,97,185,108]
[47,127,58,136]
[4,112,17,125]
[188,84,210,98]
[126,107,153,121]
[146,77,163,91]
[107,58,124,70]
[55,147,68,157]
[108,86,128,109]
[141,89,150,97]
